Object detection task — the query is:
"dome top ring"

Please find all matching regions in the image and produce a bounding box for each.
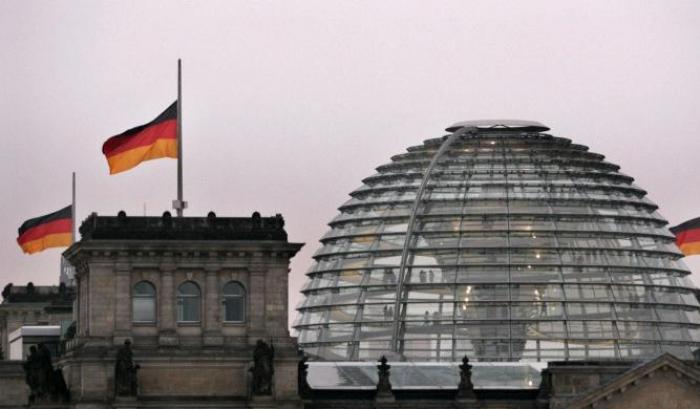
[446,119,550,133]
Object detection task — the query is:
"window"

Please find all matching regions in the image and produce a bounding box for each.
[224,281,246,322]
[177,281,201,322]
[132,281,156,322]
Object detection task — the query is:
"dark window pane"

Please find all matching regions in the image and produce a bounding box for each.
[177,281,201,322]
[132,281,156,322]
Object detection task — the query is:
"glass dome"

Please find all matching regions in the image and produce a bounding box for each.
[295,121,700,362]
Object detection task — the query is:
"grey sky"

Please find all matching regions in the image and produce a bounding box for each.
[1,1,699,326]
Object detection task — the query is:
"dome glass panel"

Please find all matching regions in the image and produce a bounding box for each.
[295,122,700,362]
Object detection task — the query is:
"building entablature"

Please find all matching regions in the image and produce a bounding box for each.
[2,282,74,304]
[78,210,288,241]
[64,212,302,276]
[63,241,300,270]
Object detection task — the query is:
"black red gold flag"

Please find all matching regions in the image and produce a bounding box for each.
[670,217,700,256]
[102,102,177,174]
[17,205,72,254]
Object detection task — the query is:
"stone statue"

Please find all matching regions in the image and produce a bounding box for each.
[52,365,71,403]
[376,356,392,395]
[1,283,11,299]
[456,355,477,401]
[23,343,70,403]
[36,343,53,399]
[535,368,552,409]
[115,340,139,396]
[297,351,311,396]
[23,346,41,403]
[251,339,274,395]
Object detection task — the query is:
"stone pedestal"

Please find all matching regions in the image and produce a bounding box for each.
[0,361,29,408]
[111,396,137,409]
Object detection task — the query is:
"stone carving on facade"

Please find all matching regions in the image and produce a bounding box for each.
[2,282,11,299]
[251,339,274,395]
[115,340,140,397]
[26,282,35,297]
[23,343,70,404]
[275,213,285,228]
[1,281,76,303]
[78,211,288,241]
[251,211,262,229]
[376,355,393,398]
[456,355,477,401]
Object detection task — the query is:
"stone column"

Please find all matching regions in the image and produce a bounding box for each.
[80,271,89,336]
[265,264,290,339]
[72,276,80,324]
[113,264,132,344]
[203,265,223,345]
[86,264,116,341]
[158,264,177,346]
[248,266,266,342]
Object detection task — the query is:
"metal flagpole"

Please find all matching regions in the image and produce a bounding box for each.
[175,59,185,217]
[71,171,76,243]
[61,171,77,286]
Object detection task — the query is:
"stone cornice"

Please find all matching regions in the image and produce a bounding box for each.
[1,283,75,304]
[566,354,700,408]
[64,240,303,267]
[78,211,288,241]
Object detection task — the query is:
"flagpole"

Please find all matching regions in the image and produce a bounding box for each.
[71,171,76,243]
[175,59,185,217]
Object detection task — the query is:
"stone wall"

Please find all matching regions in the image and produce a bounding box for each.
[0,283,74,360]
[546,361,632,408]
[0,361,28,408]
[60,212,304,407]
[602,370,700,409]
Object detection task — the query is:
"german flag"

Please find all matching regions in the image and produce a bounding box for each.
[17,206,72,254]
[102,101,177,174]
[670,217,700,256]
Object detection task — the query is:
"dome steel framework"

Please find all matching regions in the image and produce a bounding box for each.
[295,121,700,362]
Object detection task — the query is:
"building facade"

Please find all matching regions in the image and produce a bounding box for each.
[1,120,700,408]
[58,211,303,408]
[0,282,73,360]
[0,210,699,409]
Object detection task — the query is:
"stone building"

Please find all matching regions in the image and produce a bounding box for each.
[2,120,700,408]
[0,210,699,408]
[54,211,303,408]
[0,282,74,359]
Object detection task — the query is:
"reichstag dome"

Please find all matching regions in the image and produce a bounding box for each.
[294,120,700,363]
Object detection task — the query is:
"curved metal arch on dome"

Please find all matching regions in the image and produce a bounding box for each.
[295,122,700,363]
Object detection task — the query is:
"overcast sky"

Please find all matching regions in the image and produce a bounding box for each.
[1,1,699,325]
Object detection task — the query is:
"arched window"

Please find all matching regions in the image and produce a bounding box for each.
[132,281,156,322]
[177,281,201,322]
[223,281,246,322]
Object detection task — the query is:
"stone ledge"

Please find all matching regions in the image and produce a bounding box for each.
[78,211,288,242]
